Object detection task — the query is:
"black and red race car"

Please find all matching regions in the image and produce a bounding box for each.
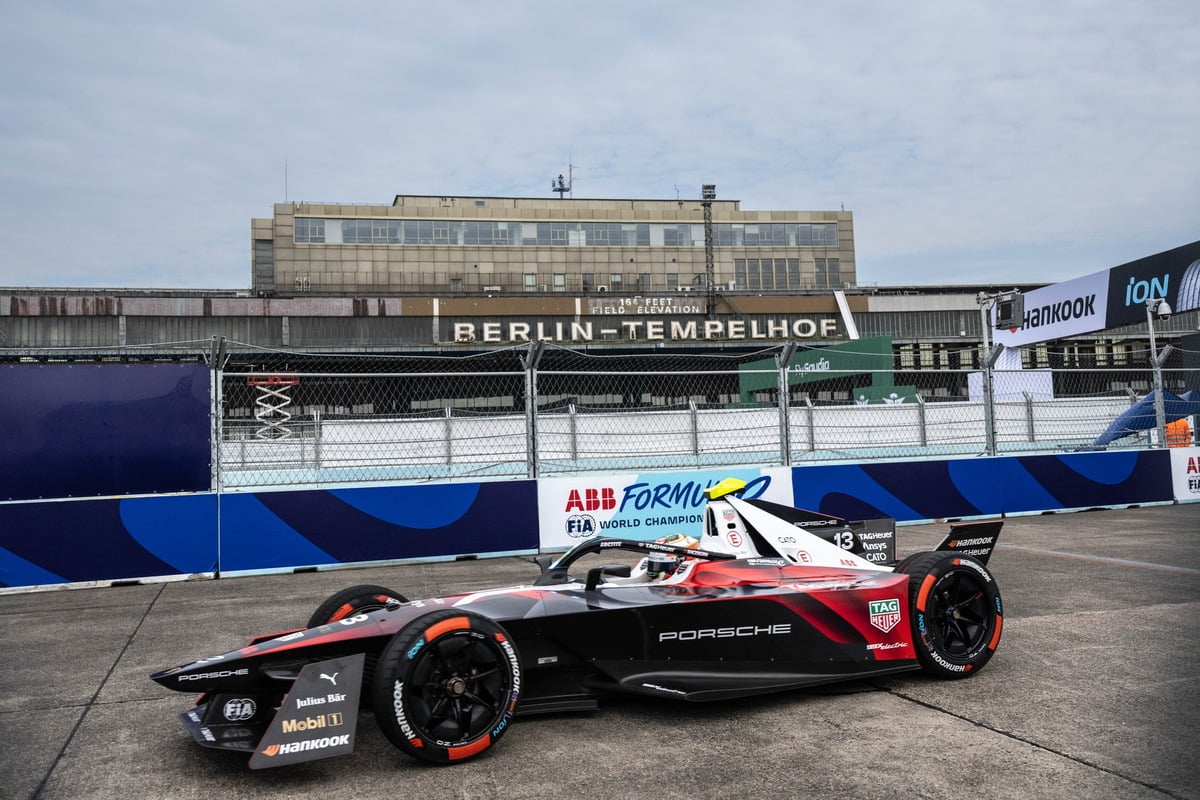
[151,478,1004,767]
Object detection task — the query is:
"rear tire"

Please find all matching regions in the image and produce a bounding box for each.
[372,610,521,764]
[306,584,407,629]
[897,552,1002,678]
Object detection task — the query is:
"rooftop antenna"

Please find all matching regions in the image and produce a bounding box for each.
[551,161,574,198]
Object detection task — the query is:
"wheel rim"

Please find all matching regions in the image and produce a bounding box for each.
[927,569,991,658]
[406,633,510,744]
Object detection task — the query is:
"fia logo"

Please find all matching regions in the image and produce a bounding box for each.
[565,514,597,538]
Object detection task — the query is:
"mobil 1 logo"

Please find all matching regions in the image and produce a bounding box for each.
[249,653,364,769]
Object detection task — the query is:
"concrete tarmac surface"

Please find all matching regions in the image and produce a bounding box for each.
[2,502,1198,800]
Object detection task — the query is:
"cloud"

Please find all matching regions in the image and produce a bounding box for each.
[1,0,1197,289]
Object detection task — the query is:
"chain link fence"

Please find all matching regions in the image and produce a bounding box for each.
[216,340,1199,489]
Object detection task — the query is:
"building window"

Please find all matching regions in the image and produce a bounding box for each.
[582,273,594,290]
[524,273,537,291]
[289,218,837,250]
[609,274,623,290]
[737,258,801,291]
[816,258,841,288]
[253,239,275,292]
[553,273,566,292]
[666,273,679,290]
[295,218,325,243]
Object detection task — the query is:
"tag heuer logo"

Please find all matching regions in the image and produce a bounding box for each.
[869,598,902,633]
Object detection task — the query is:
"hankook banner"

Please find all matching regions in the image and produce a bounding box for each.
[994,239,1200,348]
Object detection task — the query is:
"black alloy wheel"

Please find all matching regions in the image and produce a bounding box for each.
[372,609,520,764]
[898,551,1003,678]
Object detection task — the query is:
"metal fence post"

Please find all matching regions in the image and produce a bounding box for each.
[312,409,322,468]
[208,336,227,579]
[804,395,815,452]
[776,342,797,466]
[916,393,927,447]
[1146,299,1172,448]
[1024,392,1035,443]
[208,336,226,491]
[983,345,1003,457]
[444,405,454,465]
[568,403,578,461]
[689,400,699,456]
[521,341,546,478]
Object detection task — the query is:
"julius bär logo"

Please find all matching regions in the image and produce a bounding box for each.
[564,488,616,512]
[869,598,902,633]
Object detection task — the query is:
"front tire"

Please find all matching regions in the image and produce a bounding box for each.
[897,551,1002,678]
[372,610,521,765]
[306,584,408,629]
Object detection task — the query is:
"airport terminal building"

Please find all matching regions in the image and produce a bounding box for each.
[251,193,856,297]
[1,193,1195,393]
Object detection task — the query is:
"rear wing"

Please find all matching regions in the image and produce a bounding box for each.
[934,520,1003,564]
[740,498,896,566]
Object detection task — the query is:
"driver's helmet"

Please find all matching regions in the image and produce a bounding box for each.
[646,533,700,581]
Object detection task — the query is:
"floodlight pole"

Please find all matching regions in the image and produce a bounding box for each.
[702,185,716,319]
[977,293,999,457]
[977,292,992,353]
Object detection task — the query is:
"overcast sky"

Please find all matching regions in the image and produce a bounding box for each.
[2,1,1196,291]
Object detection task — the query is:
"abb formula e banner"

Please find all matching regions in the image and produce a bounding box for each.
[1172,448,1200,503]
[537,467,793,550]
[995,239,1200,348]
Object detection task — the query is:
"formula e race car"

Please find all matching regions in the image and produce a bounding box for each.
[151,478,1004,768]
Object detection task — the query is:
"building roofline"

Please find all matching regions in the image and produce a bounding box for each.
[390,193,745,206]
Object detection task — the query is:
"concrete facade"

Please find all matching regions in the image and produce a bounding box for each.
[252,195,856,297]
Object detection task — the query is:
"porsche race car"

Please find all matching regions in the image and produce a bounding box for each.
[151,478,1004,767]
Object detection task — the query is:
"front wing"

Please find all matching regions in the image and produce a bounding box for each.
[182,654,365,769]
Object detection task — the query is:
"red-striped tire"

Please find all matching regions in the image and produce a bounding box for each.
[372,610,520,765]
[897,552,1003,679]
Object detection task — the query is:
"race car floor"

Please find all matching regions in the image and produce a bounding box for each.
[2,502,1198,800]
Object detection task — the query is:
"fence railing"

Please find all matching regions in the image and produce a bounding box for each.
[215,341,1198,489]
